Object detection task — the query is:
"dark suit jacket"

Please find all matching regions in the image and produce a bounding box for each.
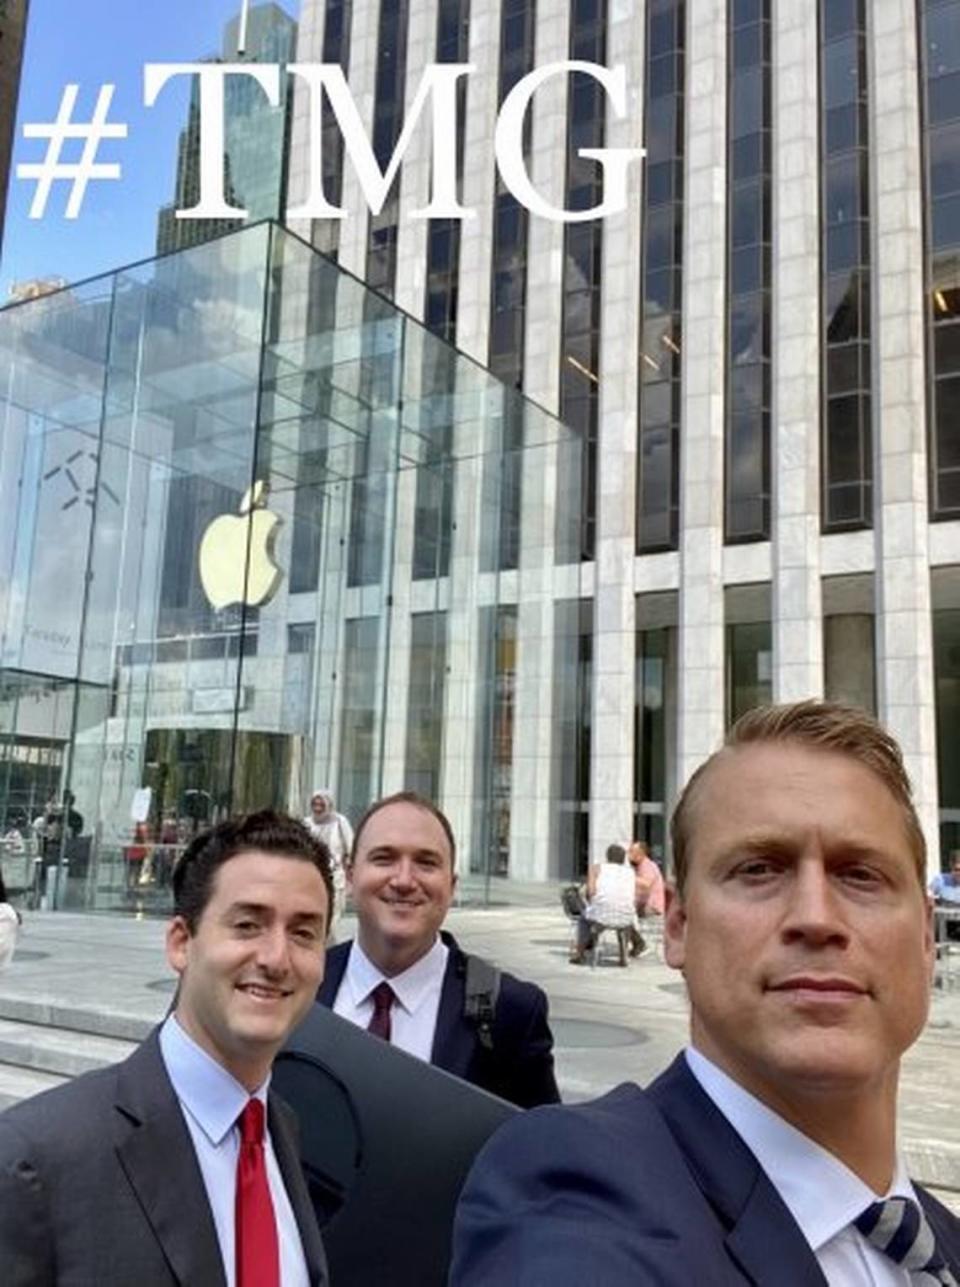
[317,931,560,1108]
[0,1029,328,1287]
[449,1054,960,1285]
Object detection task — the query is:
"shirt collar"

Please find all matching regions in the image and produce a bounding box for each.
[160,1014,270,1147]
[346,936,449,1015]
[684,1047,915,1252]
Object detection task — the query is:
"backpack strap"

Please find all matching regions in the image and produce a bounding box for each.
[463,953,501,1052]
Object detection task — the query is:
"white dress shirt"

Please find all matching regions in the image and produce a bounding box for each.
[332,936,449,1061]
[159,1015,309,1287]
[686,1048,919,1286]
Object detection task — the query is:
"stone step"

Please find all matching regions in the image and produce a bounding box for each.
[0,995,154,1044]
[0,1061,67,1110]
[0,1017,136,1080]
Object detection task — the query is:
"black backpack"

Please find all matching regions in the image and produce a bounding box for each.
[462,953,501,1052]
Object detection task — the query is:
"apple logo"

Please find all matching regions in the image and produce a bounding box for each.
[198,479,283,610]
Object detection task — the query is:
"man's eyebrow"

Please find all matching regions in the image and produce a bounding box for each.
[712,834,799,863]
[222,901,267,918]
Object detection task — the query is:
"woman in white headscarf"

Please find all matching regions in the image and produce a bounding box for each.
[303,789,352,936]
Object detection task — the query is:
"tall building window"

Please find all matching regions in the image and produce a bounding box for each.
[725,583,771,725]
[412,344,455,580]
[556,0,607,563]
[411,0,468,581]
[482,0,536,573]
[472,605,517,875]
[424,0,470,343]
[637,0,685,553]
[725,0,771,542]
[553,598,592,878]
[365,0,409,298]
[338,617,380,820]
[819,0,872,531]
[313,0,353,260]
[405,611,448,798]
[933,567,960,856]
[635,591,677,869]
[920,0,960,518]
[488,0,535,390]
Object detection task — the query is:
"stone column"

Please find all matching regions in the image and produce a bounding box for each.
[869,0,939,872]
[508,0,570,880]
[676,0,727,789]
[772,0,823,701]
[588,0,645,862]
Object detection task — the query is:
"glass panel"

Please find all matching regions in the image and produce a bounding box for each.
[0,222,577,910]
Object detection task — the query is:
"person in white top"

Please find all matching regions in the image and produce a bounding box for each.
[0,867,21,971]
[303,790,352,935]
[569,843,637,963]
[451,700,960,1285]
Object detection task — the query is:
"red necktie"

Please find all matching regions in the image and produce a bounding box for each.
[367,981,395,1041]
[235,1098,280,1287]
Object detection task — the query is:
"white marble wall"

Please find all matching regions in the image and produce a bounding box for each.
[507,0,570,880]
[772,0,823,701]
[392,0,440,317]
[455,0,503,365]
[278,0,952,882]
[869,0,940,873]
[676,0,727,789]
[588,0,645,862]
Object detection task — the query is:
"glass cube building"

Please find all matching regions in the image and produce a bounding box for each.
[0,222,582,911]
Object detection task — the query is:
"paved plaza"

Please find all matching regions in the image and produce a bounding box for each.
[0,901,957,1212]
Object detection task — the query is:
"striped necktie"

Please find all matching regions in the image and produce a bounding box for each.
[855,1198,956,1285]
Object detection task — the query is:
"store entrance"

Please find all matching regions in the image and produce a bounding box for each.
[111,728,303,910]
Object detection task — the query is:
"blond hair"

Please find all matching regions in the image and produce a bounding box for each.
[669,700,926,894]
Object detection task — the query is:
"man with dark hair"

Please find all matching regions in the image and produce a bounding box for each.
[316,790,560,1108]
[451,701,960,1284]
[0,810,331,1286]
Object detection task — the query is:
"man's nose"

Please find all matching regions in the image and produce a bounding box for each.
[781,860,849,947]
[256,925,292,974]
[389,857,417,887]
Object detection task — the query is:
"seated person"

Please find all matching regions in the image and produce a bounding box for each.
[570,843,636,964]
[627,841,665,957]
[930,853,960,941]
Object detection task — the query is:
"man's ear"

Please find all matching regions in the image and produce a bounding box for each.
[663,883,687,970]
[166,915,191,976]
[924,893,936,981]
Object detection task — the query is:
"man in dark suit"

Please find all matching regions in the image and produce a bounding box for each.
[0,810,332,1286]
[451,701,960,1284]
[316,790,559,1108]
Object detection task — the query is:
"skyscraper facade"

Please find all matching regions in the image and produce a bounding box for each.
[286,0,960,876]
[156,2,297,255]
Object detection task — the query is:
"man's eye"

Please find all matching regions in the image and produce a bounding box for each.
[842,865,882,887]
[234,919,259,933]
[292,926,320,944]
[734,859,779,879]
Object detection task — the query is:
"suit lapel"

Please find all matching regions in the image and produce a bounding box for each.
[269,1095,327,1286]
[918,1188,960,1276]
[113,1032,226,1287]
[649,1057,827,1287]
[317,942,350,1007]
[430,933,474,1076]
